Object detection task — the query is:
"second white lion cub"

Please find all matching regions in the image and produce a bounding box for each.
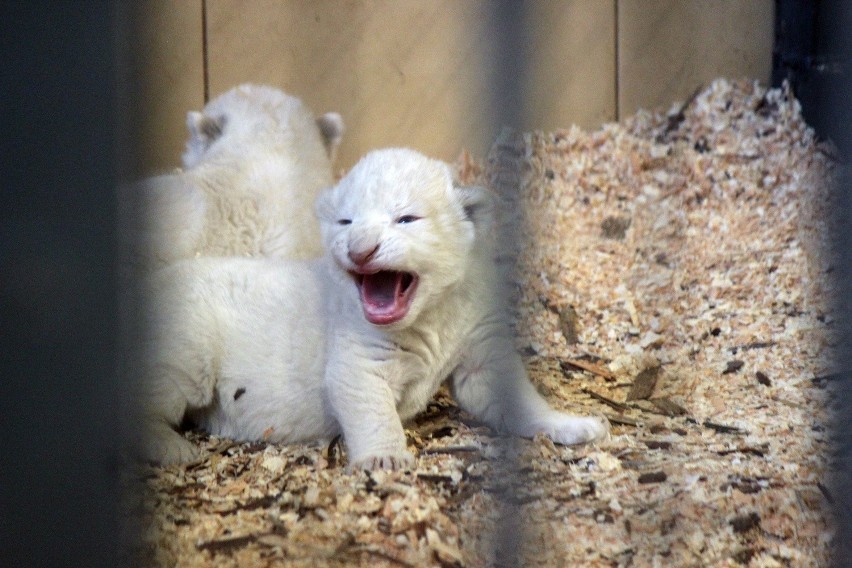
[140,148,608,468]
[122,84,344,272]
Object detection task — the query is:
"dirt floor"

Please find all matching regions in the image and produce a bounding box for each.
[125,79,837,567]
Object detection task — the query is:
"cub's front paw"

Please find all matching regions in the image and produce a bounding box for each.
[540,413,610,446]
[347,450,415,473]
[141,421,203,465]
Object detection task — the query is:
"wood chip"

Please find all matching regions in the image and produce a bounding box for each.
[755,371,772,386]
[716,446,766,458]
[730,512,761,533]
[421,445,480,456]
[637,471,667,484]
[600,216,632,240]
[625,366,661,401]
[730,341,774,354]
[560,358,615,381]
[702,420,746,435]
[604,413,641,427]
[648,397,688,416]
[196,534,256,554]
[325,434,342,469]
[556,304,580,345]
[582,388,630,412]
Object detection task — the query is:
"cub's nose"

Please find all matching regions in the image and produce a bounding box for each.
[348,244,379,266]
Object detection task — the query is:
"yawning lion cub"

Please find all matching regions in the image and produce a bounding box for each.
[140,148,608,468]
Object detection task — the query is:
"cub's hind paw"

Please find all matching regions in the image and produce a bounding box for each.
[347,450,415,473]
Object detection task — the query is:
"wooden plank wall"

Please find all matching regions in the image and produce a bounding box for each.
[131,0,774,176]
[125,0,205,179]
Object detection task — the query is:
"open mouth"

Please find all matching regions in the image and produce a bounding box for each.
[349,270,419,325]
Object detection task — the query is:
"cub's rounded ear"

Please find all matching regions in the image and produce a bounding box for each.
[455,185,495,227]
[183,111,226,168]
[186,111,226,144]
[317,112,345,161]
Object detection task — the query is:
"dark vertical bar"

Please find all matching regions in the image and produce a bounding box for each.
[202,0,210,102]
[0,2,122,567]
[830,169,852,568]
[775,3,852,565]
[486,2,529,567]
[771,0,817,89]
[822,4,852,564]
[779,2,852,566]
[488,0,528,136]
[773,1,851,154]
[614,0,620,121]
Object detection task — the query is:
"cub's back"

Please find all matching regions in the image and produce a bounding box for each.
[149,257,326,350]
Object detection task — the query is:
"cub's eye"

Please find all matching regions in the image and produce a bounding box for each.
[337,219,352,226]
[396,215,420,224]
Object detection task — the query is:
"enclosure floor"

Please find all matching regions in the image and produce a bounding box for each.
[126,79,836,567]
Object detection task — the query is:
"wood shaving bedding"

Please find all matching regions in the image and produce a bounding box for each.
[125,79,835,567]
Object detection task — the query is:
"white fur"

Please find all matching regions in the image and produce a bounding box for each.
[139,149,608,468]
[120,84,344,275]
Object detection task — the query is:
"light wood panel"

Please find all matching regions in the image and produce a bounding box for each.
[523,1,617,132]
[205,0,616,168]
[205,0,494,168]
[127,1,777,172]
[617,0,775,117]
[123,0,206,177]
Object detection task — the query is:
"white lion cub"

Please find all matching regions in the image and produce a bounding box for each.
[140,148,608,468]
[121,84,344,272]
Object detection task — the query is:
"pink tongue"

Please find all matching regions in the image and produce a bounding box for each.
[362,271,402,310]
[358,271,417,325]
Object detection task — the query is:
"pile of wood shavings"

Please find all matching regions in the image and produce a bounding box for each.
[127,79,836,567]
